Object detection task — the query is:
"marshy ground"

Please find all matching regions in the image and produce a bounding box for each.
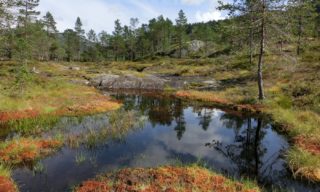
[0,40,319,191]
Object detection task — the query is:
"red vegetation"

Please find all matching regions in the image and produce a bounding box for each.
[294,136,320,155]
[76,166,260,192]
[56,95,121,116]
[0,176,17,192]
[0,138,62,164]
[0,109,39,123]
[77,181,110,192]
[0,95,120,124]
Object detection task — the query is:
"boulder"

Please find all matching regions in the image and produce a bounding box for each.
[69,66,81,71]
[90,74,166,90]
[188,40,205,52]
[170,40,205,58]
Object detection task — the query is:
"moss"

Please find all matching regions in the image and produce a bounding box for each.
[0,165,17,192]
[0,62,121,126]
[287,147,320,182]
[0,137,62,165]
[75,165,261,192]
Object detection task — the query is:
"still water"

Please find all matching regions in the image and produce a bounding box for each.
[12,94,320,192]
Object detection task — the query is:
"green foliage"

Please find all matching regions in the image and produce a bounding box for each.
[7,115,59,135]
[0,164,11,178]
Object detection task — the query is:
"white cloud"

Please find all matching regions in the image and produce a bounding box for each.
[196,10,225,22]
[180,0,206,5]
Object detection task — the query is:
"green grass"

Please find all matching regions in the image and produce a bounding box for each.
[6,115,60,135]
[75,153,86,165]
[0,164,11,178]
[287,147,320,181]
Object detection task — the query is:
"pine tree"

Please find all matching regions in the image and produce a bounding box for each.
[42,11,57,35]
[41,11,58,60]
[98,31,111,60]
[84,29,100,61]
[175,10,188,58]
[63,29,78,61]
[219,0,286,100]
[87,29,97,43]
[288,0,317,55]
[17,0,40,39]
[74,17,85,61]
[112,19,124,60]
[128,18,139,60]
[0,0,15,59]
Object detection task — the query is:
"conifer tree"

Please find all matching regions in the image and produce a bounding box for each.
[17,0,40,39]
[74,17,85,61]
[112,19,124,60]
[0,0,15,59]
[42,11,57,35]
[175,10,188,58]
[288,0,317,55]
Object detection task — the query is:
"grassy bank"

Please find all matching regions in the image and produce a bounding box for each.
[75,165,260,192]
[0,61,121,124]
[0,138,62,165]
[0,165,17,192]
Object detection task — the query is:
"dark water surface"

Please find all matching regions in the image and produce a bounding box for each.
[12,94,320,192]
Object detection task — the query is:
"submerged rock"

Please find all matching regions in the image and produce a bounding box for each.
[90,74,166,90]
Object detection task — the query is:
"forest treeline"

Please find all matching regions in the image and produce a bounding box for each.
[0,0,319,63]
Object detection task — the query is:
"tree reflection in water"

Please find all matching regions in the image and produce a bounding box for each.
[112,93,187,140]
[206,115,286,183]
[112,93,287,183]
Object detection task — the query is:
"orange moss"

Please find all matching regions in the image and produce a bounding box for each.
[56,95,121,116]
[0,91,121,123]
[76,166,260,192]
[0,109,39,123]
[77,181,110,192]
[0,138,62,164]
[294,136,320,155]
[0,176,17,192]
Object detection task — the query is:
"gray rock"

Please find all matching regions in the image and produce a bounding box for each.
[70,79,90,85]
[188,40,205,52]
[90,74,166,90]
[171,48,189,58]
[69,66,80,71]
[31,67,40,74]
[170,40,205,58]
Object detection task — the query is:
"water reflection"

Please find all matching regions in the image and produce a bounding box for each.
[11,93,320,192]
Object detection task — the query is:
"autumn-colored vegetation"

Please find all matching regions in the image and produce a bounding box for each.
[0,176,17,192]
[0,165,17,192]
[76,166,260,192]
[0,138,62,165]
[0,62,121,124]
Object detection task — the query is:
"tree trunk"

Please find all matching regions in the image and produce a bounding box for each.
[297,15,302,55]
[179,35,182,58]
[257,0,266,100]
[249,11,254,65]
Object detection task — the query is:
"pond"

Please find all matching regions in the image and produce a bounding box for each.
[11,93,320,192]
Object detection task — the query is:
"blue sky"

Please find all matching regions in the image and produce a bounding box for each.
[38,0,227,33]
